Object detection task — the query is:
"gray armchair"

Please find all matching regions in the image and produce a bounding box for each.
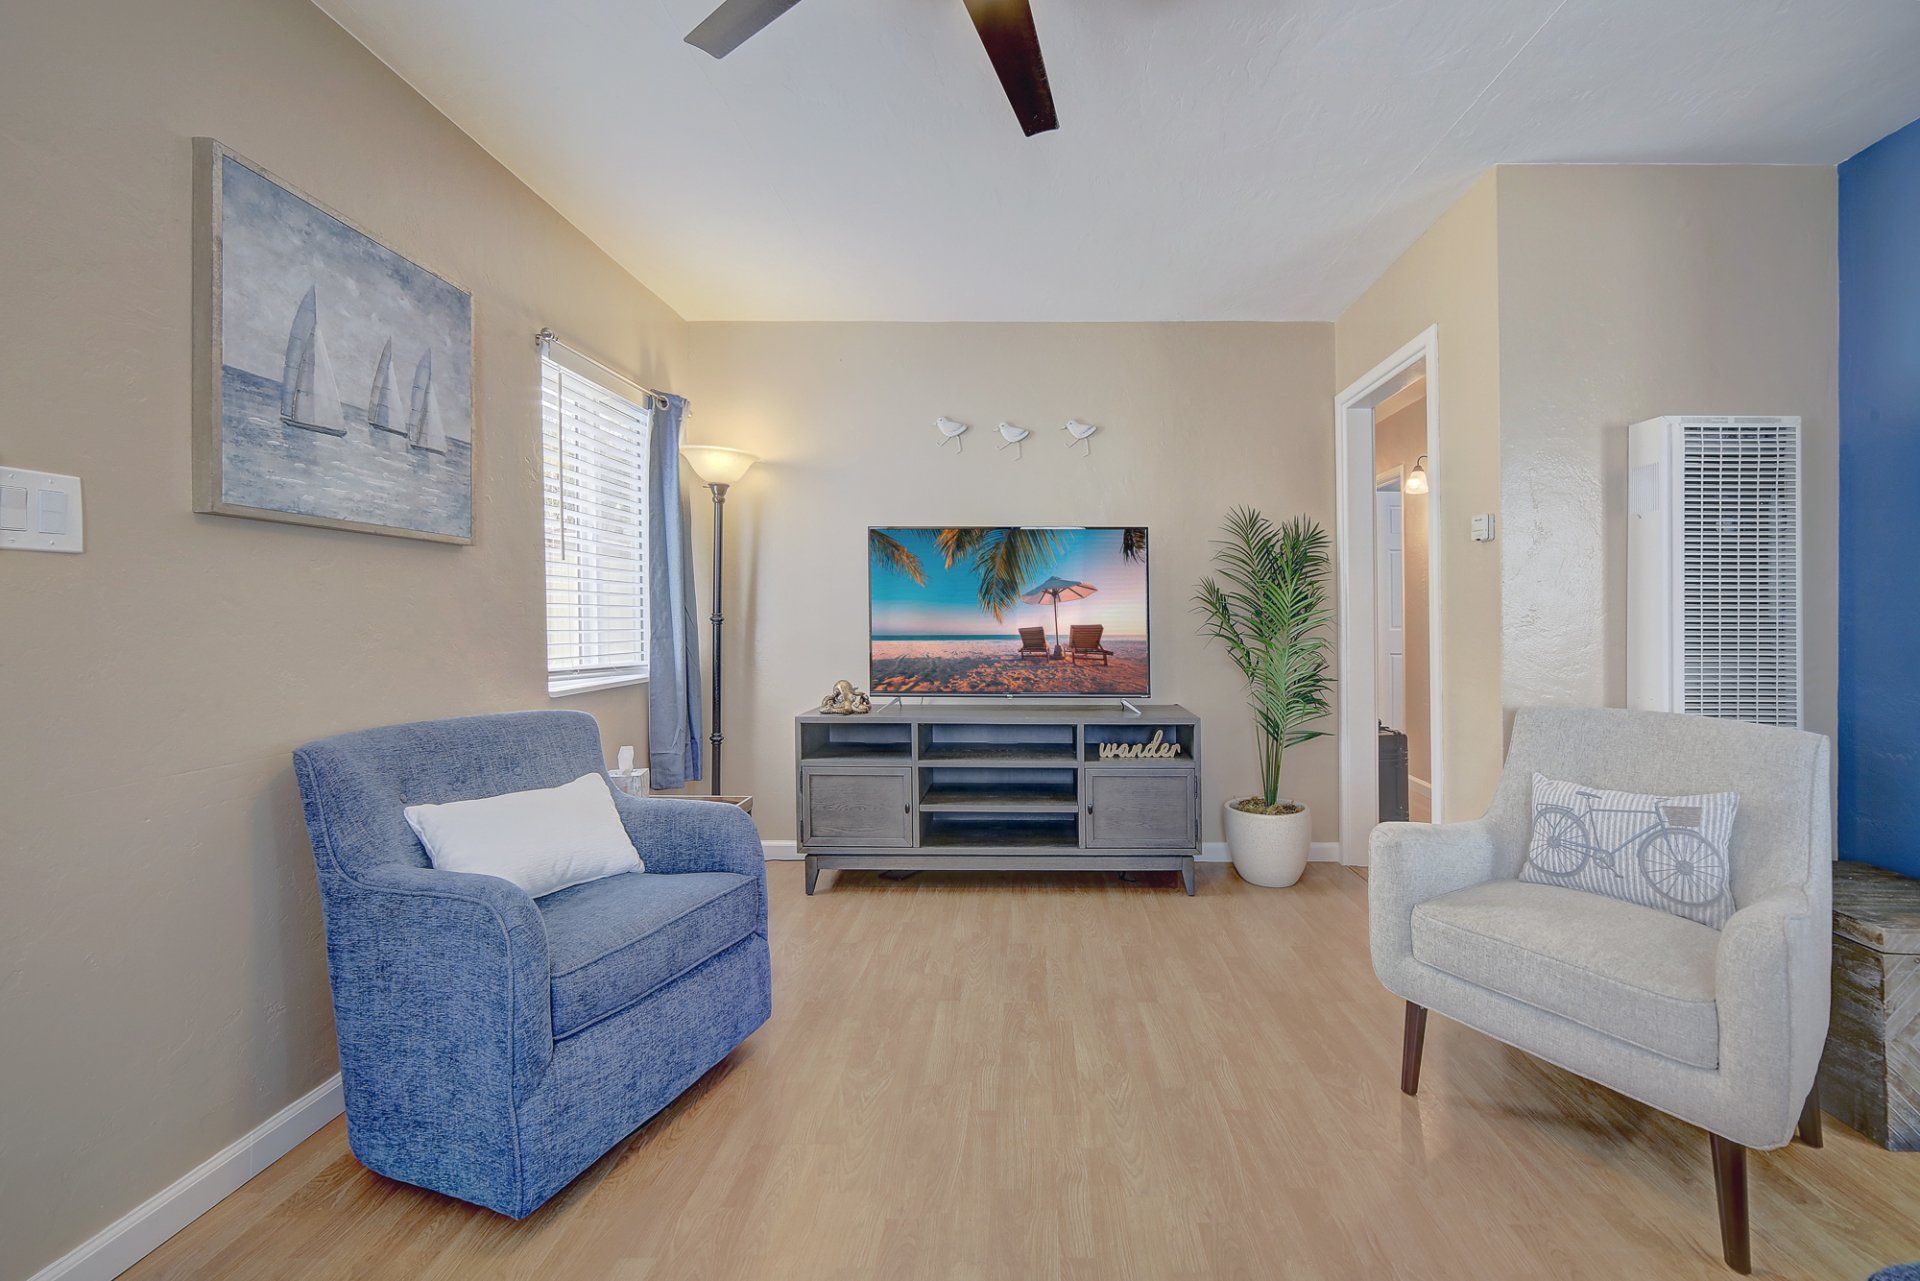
[1370,707,1830,1274]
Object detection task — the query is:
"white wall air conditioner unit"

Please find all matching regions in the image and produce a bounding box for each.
[1627,416,1802,727]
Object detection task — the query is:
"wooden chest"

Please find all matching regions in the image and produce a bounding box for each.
[1819,861,1920,1150]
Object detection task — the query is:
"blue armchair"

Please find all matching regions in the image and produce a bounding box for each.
[293,710,771,1217]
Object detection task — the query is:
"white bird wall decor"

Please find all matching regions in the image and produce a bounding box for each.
[1063,419,1099,454]
[996,422,1032,459]
[935,416,970,452]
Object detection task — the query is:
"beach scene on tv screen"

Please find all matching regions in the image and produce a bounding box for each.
[869,527,1149,696]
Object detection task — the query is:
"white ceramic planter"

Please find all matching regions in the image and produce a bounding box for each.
[1223,800,1312,887]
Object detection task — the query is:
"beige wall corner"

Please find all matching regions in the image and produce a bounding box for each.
[1493,164,1839,742]
[682,321,1338,845]
[1335,171,1506,820]
[0,0,685,1276]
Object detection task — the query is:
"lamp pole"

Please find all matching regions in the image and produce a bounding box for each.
[706,481,728,797]
[681,445,756,800]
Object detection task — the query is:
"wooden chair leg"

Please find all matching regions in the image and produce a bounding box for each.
[1400,1002,1428,1096]
[1710,1135,1751,1274]
[1798,1079,1823,1148]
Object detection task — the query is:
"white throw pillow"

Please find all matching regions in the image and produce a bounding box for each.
[1518,772,1737,928]
[404,773,641,898]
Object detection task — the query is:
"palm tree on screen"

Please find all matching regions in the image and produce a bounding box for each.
[934,527,1064,621]
[867,529,926,585]
[868,526,1143,623]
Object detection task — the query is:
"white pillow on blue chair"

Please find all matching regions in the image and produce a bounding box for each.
[404,772,641,897]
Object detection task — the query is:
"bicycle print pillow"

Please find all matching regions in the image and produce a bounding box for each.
[1519,773,1738,928]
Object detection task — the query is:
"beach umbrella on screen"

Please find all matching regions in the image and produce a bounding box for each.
[1021,576,1098,658]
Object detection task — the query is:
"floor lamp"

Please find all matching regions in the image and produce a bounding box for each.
[681,445,758,797]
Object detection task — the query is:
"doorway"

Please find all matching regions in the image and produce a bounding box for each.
[1374,406,1432,823]
[1333,327,1443,863]
[1375,471,1406,740]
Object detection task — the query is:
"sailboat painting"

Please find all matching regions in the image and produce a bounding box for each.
[194,140,473,543]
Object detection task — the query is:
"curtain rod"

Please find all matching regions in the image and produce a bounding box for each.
[534,328,676,412]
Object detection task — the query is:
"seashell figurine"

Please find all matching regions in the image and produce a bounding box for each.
[818,679,872,716]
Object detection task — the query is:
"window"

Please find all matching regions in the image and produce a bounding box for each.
[542,355,650,695]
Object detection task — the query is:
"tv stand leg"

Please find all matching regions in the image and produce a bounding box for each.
[805,857,819,896]
[1182,857,1196,896]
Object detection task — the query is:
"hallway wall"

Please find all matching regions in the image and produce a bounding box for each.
[1374,392,1433,785]
[1335,173,1505,820]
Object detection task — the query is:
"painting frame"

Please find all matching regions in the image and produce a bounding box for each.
[192,137,477,544]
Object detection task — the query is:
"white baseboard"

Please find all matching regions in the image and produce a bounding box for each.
[768,840,1338,865]
[28,1074,344,1281]
[1409,776,1432,801]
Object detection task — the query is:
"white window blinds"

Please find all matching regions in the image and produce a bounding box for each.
[542,354,651,695]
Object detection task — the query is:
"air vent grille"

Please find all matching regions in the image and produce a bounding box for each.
[1678,418,1801,726]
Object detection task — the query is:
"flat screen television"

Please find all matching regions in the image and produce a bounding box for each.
[869,526,1149,698]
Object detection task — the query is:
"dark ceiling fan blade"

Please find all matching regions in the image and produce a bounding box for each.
[961,0,1059,136]
[685,0,807,58]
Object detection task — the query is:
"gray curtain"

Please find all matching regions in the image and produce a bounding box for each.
[646,394,704,788]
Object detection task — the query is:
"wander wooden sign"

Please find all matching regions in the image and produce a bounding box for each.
[1098,731,1184,760]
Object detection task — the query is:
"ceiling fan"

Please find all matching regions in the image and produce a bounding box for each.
[684,0,1059,136]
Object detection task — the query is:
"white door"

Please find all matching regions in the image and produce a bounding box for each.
[1375,482,1405,732]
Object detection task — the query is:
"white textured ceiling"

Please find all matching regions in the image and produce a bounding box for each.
[317,0,1920,321]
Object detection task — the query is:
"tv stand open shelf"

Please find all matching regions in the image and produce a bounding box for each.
[795,703,1200,895]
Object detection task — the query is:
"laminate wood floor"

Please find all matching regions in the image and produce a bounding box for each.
[126,863,1920,1280]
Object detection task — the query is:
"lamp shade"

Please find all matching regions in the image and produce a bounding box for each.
[682,445,758,487]
[1405,454,1430,495]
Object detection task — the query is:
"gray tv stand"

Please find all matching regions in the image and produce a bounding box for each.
[795,703,1200,895]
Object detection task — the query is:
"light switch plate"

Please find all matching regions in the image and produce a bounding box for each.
[0,468,84,553]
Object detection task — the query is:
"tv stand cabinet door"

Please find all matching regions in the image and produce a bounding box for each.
[802,766,914,848]
[1082,767,1197,849]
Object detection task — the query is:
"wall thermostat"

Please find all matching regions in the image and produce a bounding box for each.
[1470,513,1496,543]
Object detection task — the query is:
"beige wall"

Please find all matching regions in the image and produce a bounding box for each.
[1494,165,1839,741]
[1374,394,1433,783]
[0,1,685,1275]
[1334,165,1839,824]
[1335,172,1505,820]
[682,322,1337,845]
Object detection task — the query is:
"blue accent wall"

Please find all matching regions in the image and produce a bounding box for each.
[1839,116,1920,878]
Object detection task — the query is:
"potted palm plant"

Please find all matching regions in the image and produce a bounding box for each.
[1194,508,1334,887]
